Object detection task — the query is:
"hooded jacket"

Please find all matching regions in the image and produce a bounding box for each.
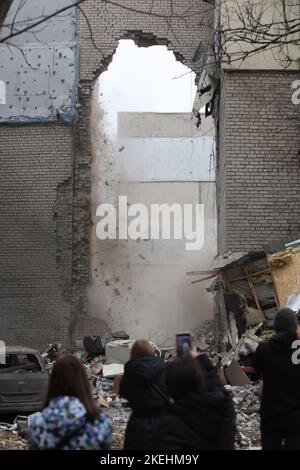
[253,331,300,427]
[119,356,166,450]
[27,396,111,450]
[156,388,236,450]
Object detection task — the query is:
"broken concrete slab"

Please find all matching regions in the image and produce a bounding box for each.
[105,340,134,365]
[102,363,124,378]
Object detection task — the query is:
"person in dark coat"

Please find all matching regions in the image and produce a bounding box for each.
[119,340,167,450]
[253,308,300,450]
[156,353,236,450]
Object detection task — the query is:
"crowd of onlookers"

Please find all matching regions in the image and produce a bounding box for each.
[25,308,300,450]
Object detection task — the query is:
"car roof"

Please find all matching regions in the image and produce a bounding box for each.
[4,346,41,354]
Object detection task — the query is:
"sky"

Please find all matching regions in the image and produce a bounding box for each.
[98,39,197,137]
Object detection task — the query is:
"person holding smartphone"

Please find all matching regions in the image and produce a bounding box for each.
[155,339,236,450]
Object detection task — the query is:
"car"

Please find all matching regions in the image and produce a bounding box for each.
[0,346,49,414]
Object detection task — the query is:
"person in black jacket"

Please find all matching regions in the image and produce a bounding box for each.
[156,353,236,450]
[253,308,300,450]
[119,340,167,450]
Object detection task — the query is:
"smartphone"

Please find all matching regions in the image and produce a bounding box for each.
[176,333,192,357]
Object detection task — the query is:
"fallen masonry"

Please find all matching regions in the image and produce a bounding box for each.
[229,384,261,449]
[0,329,263,450]
[4,257,299,456]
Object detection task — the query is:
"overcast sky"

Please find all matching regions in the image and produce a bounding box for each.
[98,40,197,137]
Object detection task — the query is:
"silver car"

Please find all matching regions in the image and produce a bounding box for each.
[0,347,49,414]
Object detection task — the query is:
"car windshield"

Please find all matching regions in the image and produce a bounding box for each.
[0,353,42,372]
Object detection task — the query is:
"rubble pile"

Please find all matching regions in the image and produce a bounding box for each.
[228,384,261,449]
[0,431,27,450]
[194,320,215,353]
[92,376,131,449]
[0,329,266,451]
[0,417,28,450]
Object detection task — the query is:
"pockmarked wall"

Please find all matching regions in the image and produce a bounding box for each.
[0,0,214,348]
[0,0,77,348]
[0,0,78,123]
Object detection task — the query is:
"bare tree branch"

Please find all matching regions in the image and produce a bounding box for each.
[0,0,13,28]
[0,0,87,43]
[77,4,104,57]
[0,0,215,45]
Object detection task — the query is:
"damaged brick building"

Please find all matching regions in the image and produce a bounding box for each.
[0,0,299,348]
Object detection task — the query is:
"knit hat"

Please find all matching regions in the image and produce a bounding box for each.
[274,308,298,333]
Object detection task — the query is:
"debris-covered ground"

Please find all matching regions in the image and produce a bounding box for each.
[0,384,261,450]
[0,328,263,450]
[0,419,28,450]
[229,384,261,449]
[0,431,27,450]
[93,376,131,449]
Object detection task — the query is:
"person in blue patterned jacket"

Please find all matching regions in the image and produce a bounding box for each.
[27,353,111,450]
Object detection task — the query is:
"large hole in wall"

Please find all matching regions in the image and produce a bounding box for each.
[89,39,217,346]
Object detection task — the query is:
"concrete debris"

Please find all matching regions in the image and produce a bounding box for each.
[226,383,262,449]
[102,363,124,378]
[92,376,130,449]
[111,331,130,340]
[194,320,215,352]
[0,415,29,450]
[97,395,109,408]
[221,323,263,367]
[0,415,28,433]
[161,348,176,361]
[0,431,27,450]
[41,343,65,361]
[238,336,260,357]
[91,358,103,376]
[0,329,265,450]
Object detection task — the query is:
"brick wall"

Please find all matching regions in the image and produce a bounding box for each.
[77,0,214,81]
[218,70,300,253]
[0,125,73,348]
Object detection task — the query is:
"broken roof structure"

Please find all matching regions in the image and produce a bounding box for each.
[190,235,300,352]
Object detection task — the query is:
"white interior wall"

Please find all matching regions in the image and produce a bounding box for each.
[89,111,217,346]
